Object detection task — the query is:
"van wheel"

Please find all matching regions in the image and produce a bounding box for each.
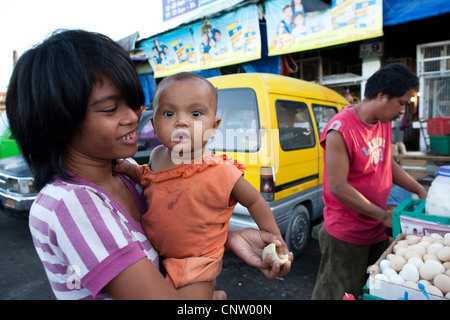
[285,204,310,259]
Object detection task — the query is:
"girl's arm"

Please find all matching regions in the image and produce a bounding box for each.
[113,160,140,183]
[231,176,289,256]
[104,257,215,300]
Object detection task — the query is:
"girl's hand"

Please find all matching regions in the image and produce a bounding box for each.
[226,228,293,280]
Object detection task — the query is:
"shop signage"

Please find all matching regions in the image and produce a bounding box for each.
[265,0,383,56]
[142,4,261,78]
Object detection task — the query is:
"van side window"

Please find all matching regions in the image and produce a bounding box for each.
[207,88,260,152]
[276,100,315,151]
[312,104,339,136]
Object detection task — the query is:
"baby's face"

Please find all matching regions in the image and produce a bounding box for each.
[152,78,220,155]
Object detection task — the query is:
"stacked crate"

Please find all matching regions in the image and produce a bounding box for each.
[427,117,450,155]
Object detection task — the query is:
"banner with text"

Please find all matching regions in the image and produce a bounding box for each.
[142,4,261,78]
[265,0,383,56]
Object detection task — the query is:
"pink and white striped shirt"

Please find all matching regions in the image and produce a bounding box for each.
[29,170,159,300]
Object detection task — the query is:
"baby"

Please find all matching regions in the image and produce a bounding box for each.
[116,72,289,288]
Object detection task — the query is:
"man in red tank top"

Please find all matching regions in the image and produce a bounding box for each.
[312,63,428,300]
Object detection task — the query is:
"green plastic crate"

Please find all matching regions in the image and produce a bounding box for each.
[430,135,450,155]
[392,198,450,238]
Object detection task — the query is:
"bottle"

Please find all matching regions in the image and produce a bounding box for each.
[425,165,450,217]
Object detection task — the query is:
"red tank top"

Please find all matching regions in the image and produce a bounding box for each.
[320,106,391,245]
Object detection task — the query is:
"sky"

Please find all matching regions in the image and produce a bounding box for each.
[0,0,166,91]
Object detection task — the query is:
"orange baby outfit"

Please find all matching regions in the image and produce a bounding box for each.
[137,154,245,288]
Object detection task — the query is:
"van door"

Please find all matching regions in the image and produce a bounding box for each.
[272,97,319,201]
[310,102,341,182]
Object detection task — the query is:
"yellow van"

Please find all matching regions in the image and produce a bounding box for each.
[207,73,348,257]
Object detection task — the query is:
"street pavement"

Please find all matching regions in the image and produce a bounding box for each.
[0,210,321,300]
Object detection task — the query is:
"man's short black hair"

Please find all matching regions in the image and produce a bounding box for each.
[364,63,418,100]
[6,29,144,191]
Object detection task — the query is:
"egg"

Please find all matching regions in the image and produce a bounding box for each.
[446,269,450,277]
[397,240,410,248]
[446,292,450,299]
[425,259,445,273]
[443,262,450,271]
[423,253,440,262]
[425,285,444,297]
[422,236,434,243]
[382,266,397,278]
[418,279,432,287]
[408,256,424,269]
[404,250,422,261]
[437,246,450,262]
[430,233,444,241]
[409,244,426,256]
[374,273,389,283]
[434,274,450,295]
[427,242,444,255]
[379,259,390,272]
[386,253,396,260]
[390,256,407,272]
[419,263,442,280]
[403,280,419,290]
[406,234,421,245]
[395,247,408,258]
[444,233,450,246]
[389,274,405,285]
[399,263,419,282]
[417,241,431,250]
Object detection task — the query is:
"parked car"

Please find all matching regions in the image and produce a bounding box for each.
[0,112,20,159]
[0,155,37,218]
[207,73,348,257]
[0,110,158,217]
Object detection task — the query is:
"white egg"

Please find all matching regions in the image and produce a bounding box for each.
[430,233,444,241]
[428,242,444,255]
[400,263,420,282]
[408,256,424,269]
[389,274,405,285]
[382,266,397,278]
[379,259,390,272]
[374,273,389,282]
[418,279,432,287]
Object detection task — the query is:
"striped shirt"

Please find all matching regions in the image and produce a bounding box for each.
[29,170,159,300]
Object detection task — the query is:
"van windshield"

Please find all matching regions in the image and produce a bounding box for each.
[207,88,260,152]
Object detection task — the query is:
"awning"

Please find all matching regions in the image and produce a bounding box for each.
[383,0,450,26]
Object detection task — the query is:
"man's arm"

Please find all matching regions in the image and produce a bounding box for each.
[391,159,427,199]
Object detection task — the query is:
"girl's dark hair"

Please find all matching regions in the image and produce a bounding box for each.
[6,29,144,191]
[364,63,419,100]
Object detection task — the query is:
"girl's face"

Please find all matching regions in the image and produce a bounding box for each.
[152,78,220,160]
[69,76,141,163]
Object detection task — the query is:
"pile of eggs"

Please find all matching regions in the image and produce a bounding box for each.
[375,233,450,298]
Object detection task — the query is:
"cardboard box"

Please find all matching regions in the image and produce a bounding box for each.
[368,234,447,300]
